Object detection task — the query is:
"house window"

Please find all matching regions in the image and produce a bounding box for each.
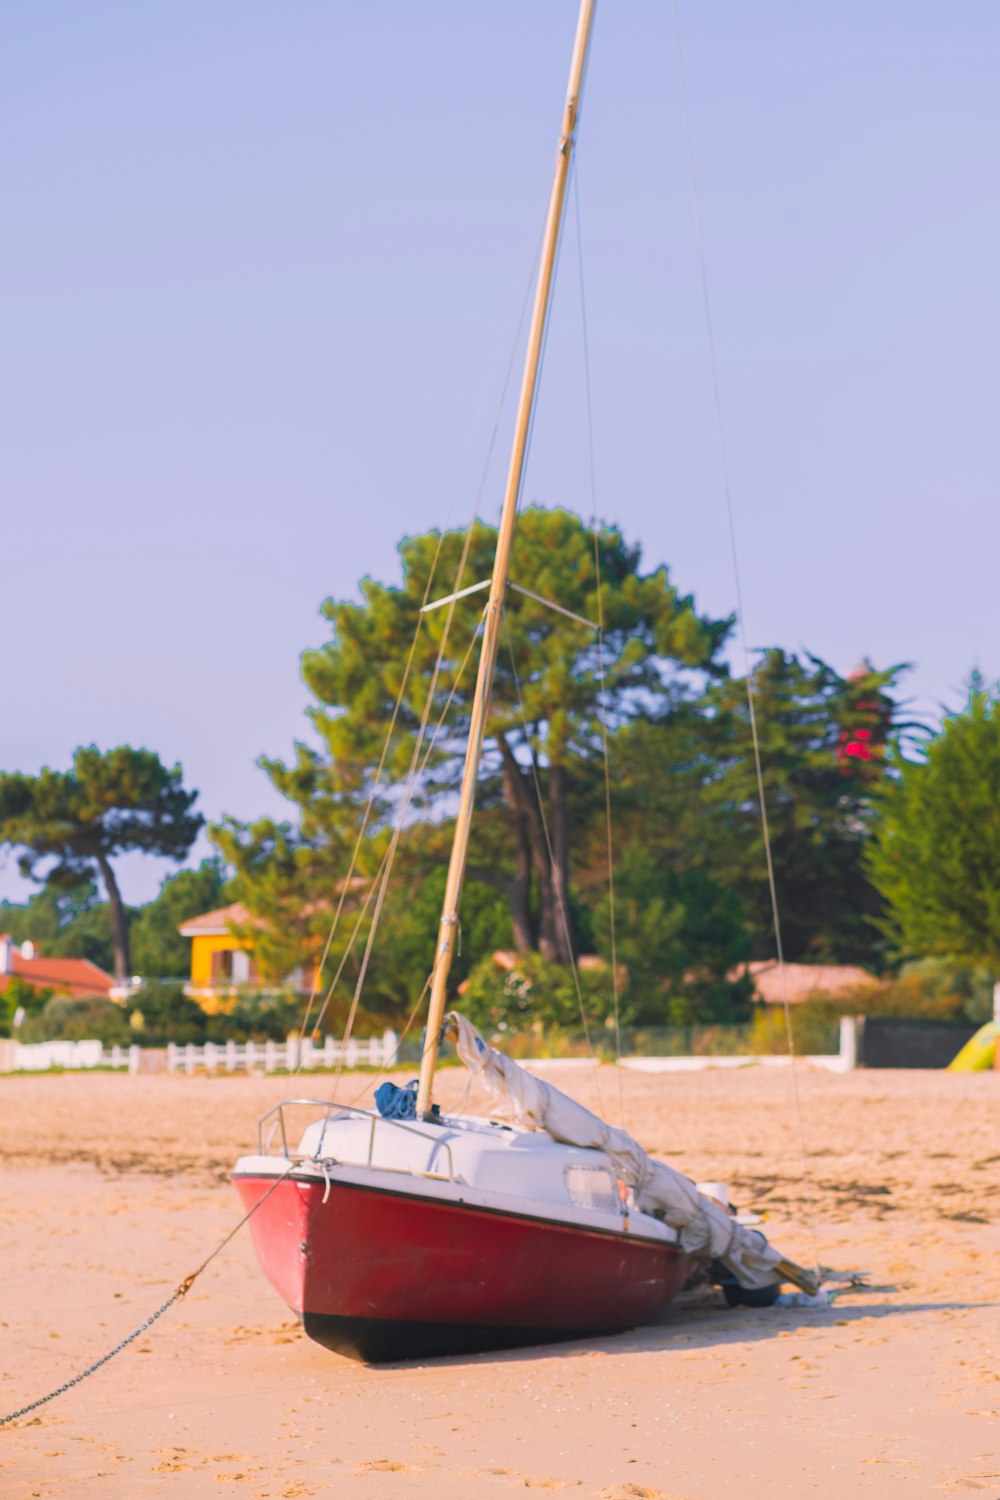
[210,949,235,982]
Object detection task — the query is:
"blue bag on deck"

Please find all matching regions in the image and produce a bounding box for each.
[374,1080,441,1122]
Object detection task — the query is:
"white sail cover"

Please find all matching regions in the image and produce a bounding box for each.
[449,1012,783,1289]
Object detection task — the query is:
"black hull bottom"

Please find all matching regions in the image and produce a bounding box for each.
[302,1312,610,1364]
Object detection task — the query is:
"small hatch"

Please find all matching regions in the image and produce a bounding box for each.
[564,1165,619,1213]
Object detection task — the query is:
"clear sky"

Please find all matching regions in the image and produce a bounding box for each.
[3,1,998,904]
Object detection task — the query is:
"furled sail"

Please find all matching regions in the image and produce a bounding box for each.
[448,1012,787,1290]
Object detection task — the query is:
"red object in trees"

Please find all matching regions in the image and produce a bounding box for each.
[841,727,873,762]
[838,662,890,774]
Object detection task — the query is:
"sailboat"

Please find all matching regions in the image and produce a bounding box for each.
[233,0,817,1364]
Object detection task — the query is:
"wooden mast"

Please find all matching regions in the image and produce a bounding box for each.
[416,0,597,1118]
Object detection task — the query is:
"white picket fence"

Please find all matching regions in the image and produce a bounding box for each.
[0,1039,133,1072]
[0,1031,399,1076]
[165,1032,399,1075]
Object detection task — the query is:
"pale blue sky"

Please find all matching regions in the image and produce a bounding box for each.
[3,2,998,904]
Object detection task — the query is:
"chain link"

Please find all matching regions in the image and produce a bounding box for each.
[0,1162,296,1428]
[0,1275,195,1428]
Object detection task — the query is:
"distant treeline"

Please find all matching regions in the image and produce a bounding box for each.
[3,509,998,1038]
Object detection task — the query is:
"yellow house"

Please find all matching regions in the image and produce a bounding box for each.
[178,902,258,1013]
[178,902,314,1014]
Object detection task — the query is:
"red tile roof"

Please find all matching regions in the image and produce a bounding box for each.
[737,960,877,1005]
[0,953,115,1000]
[177,901,257,938]
[177,883,367,940]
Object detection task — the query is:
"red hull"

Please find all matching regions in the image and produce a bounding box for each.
[234,1171,693,1362]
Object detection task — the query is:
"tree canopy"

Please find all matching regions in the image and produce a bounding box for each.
[215,508,910,1029]
[0,746,202,980]
[130,858,229,978]
[698,650,906,965]
[0,879,118,973]
[866,683,1000,969]
[241,506,731,968]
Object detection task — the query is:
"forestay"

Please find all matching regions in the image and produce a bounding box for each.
[449,1012,784,1290]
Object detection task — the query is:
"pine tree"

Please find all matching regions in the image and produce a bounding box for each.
[867,682,1000,968]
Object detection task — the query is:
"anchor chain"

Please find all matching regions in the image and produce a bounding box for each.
[0,1275,196,1428]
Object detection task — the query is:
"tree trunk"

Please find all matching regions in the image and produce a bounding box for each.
[499,736,566,965]
[548,763,575,965]
[499,738,540,953]
[96,853,130,982]
[508,815,535,954]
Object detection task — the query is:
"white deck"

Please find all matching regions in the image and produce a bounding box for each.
[234,1108,678,1246]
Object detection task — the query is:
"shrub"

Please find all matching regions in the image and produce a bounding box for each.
[125,984,306,1044]
[127,983,209,1044]
[747,957,992,1055]
[17,996,132,1045]
[459,953,612,1038]
[0,975,54,1035]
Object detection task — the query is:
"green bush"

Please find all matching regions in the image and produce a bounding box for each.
[459,953,613,1038]
[18,996,132,1045]
[0,974,54,1035]
[126,984,208,1044]
[748,1002,841,1056]
[124,984,305,1044]
[746,957,992,1056]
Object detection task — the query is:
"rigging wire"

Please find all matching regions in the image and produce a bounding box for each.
[502,615,605,1116]
[308,618,485,1085]
[296,222,546,1052]
[300,612,483,1068]
[670,0,820,1273]
[5,592,474,1419]
[572,164,626,1130]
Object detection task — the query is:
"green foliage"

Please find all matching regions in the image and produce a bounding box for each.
[211,514,915,1036]
[704,650,908,964]
[0,974,54,1035]
[0,881,119,973]
[217,507,732,978]
[213,812,369,986]
[3,972,54,1016]
[866,685,1000,970]
[299,507,728,791]
[895,958,994,1024]
[748,1003,841,1057]
[197,992,303,1043]
[0,859,227,984]
[0,745,203,880]
[124,982,300,1044]
[459,951,611,1035]
[592,847,752,1025]
[126,983,210,1044]
[17,996,132,1046]
[361,861,512,1017]
[748,956,991,1057]
[130,859,229,978]
[608,651,910,969]
[0,746,202,980]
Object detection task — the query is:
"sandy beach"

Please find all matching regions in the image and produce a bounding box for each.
[1,1063,997,1499]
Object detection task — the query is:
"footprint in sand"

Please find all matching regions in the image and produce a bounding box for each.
[598,1487,665,1500]
[935,1476,1000,1493]
[356,1459,418,1474]
[151,1448,194,1473]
